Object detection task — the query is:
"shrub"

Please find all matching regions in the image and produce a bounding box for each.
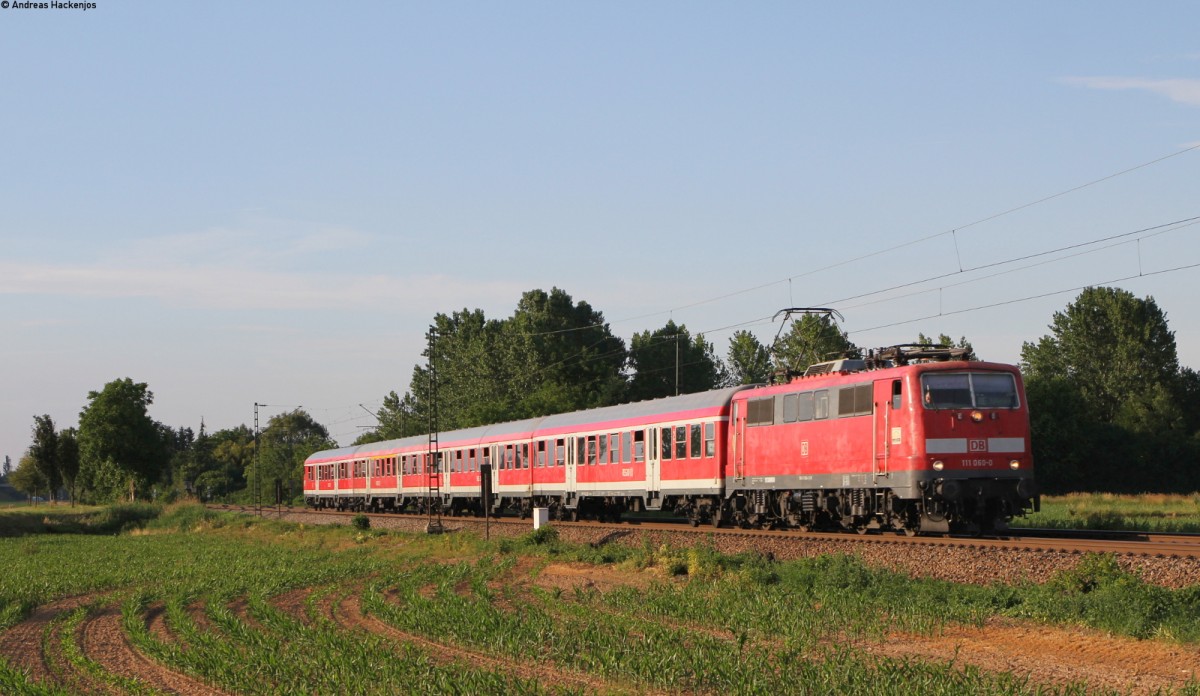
[351,514,370,531]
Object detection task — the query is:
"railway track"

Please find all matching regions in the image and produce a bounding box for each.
[214,504,1200,559]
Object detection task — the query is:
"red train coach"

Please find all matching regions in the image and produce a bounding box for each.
[304,387,749,523]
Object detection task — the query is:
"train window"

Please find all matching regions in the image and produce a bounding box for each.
[797,392,814,421]
[892,380,902,409]
[634,430,646,462]
[972,373,1019,408]
[609,434,620,464]
[597,435,607,464]
[921,373,973,409]
[555,439,566,467]
[523,443,531,469]
[838,387,856,417]
[838,384,873,417]
[587,437,597,465]
[690,424,701,458]
[814,391,829,420]
[782,394,798,423]
[536,441,546,468]
[661,427,673,460]
[576,438,585,466]
[621,431,631,463]
[748,397,774,426]
[675,425,687,459]
[504,445,514,470]
[704,422,715,457]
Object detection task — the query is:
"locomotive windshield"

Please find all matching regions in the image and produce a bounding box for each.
[921,372,1018,409]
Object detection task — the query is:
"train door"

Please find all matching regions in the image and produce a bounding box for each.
[565,438,577,498]
[873,379,900,479]
[646,428,660,493]
[732,400,746,481]
[489,445,500,493]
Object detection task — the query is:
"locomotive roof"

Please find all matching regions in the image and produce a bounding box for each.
[305,385,751,464]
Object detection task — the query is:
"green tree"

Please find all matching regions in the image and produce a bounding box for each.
[772,314,859,377]
[628,320,725,401]
[1021,287,1181,431]
[203,426,254,500]
[726,330,773,385]
[10,454,49,501]
[1020,287,1196,493]
[400,288,629,432]
[77,378,170,502]
[28,415,60,502]
[254,410,335,504]
[407,309,510,430]
[504,288,628,415]
[355,391,422,445]
[57,428,80,506]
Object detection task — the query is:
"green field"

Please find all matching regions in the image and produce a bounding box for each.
[1,504,1198,695]
[1012,492,1200,533]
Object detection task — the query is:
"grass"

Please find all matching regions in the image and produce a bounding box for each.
[1,503,1198,695]
[1012,492,1200,533]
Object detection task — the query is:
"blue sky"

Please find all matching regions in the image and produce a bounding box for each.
[2,2,1198,460]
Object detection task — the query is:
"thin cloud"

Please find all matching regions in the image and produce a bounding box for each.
[117,221,375,268]
[0,260,527,312]
[1063,76,1200,107]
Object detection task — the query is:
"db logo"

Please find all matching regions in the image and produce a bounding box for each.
[1,2,9,9]
[969,439,987,452]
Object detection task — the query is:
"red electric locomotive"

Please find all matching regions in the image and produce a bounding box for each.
[304,345,1038,534]
[720,345,1038,534]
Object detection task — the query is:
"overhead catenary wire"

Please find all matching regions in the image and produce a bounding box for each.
[325,146,1200,438]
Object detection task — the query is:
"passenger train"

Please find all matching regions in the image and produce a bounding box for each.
[304,346,1039,534]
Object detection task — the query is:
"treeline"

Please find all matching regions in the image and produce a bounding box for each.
[6,285,1199,503]
[8,380,334,506]
[353,288,890,444]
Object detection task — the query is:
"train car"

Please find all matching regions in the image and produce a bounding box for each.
[725,347,1038,534]
[304,387,751,522]
[535,386,749,522]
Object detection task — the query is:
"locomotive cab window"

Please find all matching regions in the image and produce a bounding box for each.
[921,372,1018,409]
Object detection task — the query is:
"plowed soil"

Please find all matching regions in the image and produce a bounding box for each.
[2,564,1197,694]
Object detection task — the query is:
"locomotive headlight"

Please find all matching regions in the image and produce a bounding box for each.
[1009,459,1021,470]
[932,460,945,471]
[970,410,984,423]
